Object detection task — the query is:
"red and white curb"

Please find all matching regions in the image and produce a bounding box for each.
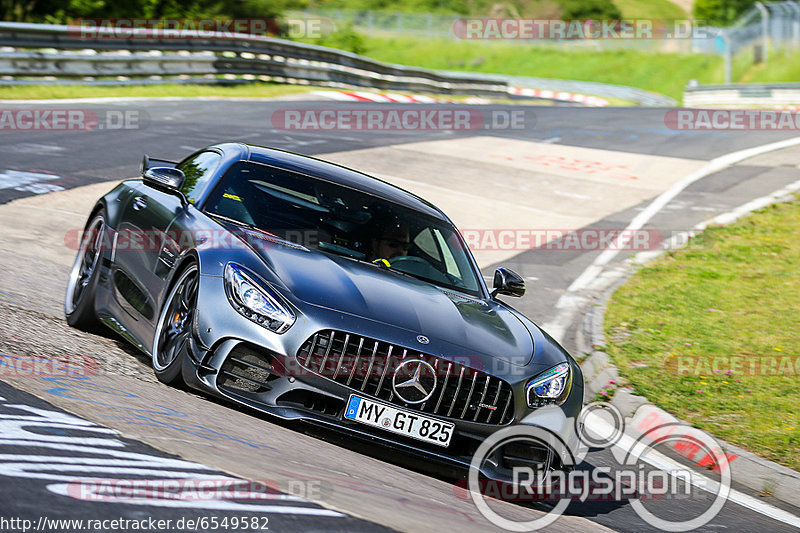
[509,87,609,107]
[310,90,443,103]
[311,88,607,106]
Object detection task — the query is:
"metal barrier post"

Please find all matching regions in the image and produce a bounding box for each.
[755,2,770,63]
[722,30,732,84]
[787,1,800,48]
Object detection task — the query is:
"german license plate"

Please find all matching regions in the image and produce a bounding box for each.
[344,394,454,447]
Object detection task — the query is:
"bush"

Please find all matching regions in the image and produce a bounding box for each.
[561,0,622,19]
[693,0,757,26]
[314,23,368,54]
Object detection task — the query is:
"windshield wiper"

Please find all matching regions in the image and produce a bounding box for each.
[318,241,366,260]
[209,212,311,250]
[368,259,433,285]
[207,212,259,231]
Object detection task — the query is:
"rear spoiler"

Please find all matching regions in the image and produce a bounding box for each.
[141,155,177,173]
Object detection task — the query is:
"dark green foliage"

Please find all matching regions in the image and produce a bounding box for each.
[693,0,757,26]
[1,0,294,23]
[561,0,622,19]
[313,22,367,54]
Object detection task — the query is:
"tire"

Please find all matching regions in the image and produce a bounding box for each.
[65,210,106,330]
[152,263,199,385]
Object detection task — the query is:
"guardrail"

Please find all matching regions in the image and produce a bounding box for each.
[0,21,678,106]
[0,22,507,95]
[684,83,800,107]
[445,72,678,107]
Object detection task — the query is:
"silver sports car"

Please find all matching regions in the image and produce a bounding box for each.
[66,142,583,480]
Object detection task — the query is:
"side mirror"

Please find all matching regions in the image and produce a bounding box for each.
[142,167,185,192]
[492,267,526,298]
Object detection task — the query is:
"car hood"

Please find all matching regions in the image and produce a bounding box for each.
[245,238,533,366]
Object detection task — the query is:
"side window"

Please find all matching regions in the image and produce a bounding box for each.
[178,151,222,204]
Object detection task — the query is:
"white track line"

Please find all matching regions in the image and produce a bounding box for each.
[543,136,800,342]
[632,177,800,266]
[587,411,800,528]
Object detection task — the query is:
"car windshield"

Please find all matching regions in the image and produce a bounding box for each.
[204,161,483,296]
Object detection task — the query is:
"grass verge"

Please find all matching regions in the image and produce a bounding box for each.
[738,48,800,84]
[604,196,800,470]
[613,0,687,19]
[1,44,795,105]
[361,36,724,101]
[0,83,313,100]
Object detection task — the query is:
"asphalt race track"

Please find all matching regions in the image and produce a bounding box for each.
[1,96,800,532]
[0,381,387,532]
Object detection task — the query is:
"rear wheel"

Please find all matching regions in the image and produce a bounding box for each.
[152,263,198,384]
[65,211,105,330]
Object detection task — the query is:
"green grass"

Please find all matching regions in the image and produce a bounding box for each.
[739,49,800,83]
[2,41,797,104]
[604,197,800,470]
[362,36,723,101]
[296,0,685,17]
[613,0,687,19]
[0,83,313,100]
[0,81,635,105]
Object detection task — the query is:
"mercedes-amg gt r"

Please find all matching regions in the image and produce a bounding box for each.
[65,142,583,479]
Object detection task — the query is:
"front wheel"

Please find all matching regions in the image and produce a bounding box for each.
[152,263,198,385]
[65,210,106,330]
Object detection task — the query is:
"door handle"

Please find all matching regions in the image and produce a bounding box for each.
[132,196,148,211]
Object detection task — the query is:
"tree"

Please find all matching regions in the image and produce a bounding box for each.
[693,0,757,26]
[561,0,622,19]
[1,0,291,23]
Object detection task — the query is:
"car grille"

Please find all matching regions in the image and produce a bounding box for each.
[296,330,515,425]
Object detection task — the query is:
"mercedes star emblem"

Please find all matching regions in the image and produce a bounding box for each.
[392,359,437,404]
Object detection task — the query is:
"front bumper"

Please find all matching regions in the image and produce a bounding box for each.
[182,276,584,480]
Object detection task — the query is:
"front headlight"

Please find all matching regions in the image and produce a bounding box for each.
[526,362,571,407]
[224,262,295,333]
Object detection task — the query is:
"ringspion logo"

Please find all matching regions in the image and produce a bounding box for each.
[467,404,732,531]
